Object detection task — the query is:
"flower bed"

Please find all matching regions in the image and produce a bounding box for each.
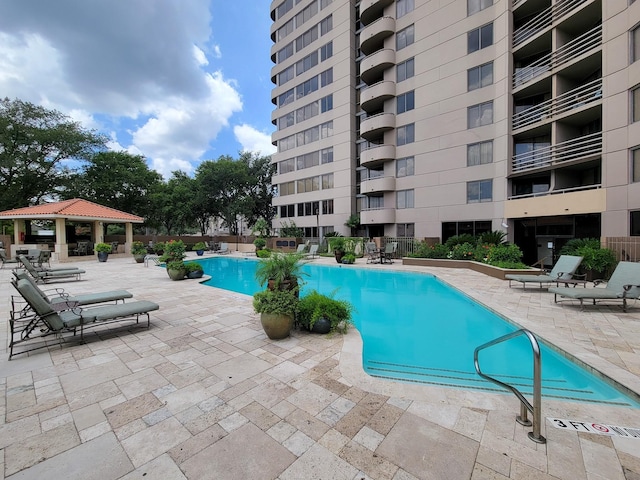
[402,257,543,280]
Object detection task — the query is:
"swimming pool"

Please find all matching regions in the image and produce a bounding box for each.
[199,256,640,408]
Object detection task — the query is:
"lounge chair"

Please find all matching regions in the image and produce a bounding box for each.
[12,271,132,308]
[505,255,583,289]
[216,242,229,254]
[9,278,159,359]
[549,261,640,312]
[295,244,306,254]
[365,242,379,264]
[380,242,397,264]
[0,249,20,269]
[35,250,52,268]
[18,255,85,283]
[305,244,319,259]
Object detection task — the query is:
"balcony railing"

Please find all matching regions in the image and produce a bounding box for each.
[511,132,602,173]
[513,0,527,9]
[513,0,588,48]
[512,79,602,130]
[513,25,601,88]
[508,183,601,200]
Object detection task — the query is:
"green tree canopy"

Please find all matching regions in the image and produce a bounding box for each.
[0,98,106,210]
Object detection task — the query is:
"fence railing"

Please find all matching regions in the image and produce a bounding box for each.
[511,132,602,173]
[513,0,587,48]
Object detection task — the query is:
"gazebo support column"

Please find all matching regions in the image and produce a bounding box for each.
[125,222,133,254]
[94,221,104,246]
[54,218,68,262]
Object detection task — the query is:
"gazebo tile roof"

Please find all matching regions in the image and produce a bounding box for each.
[0,199,143,222]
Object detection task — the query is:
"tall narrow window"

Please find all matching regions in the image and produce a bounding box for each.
[468,101,493,128]
[397,58,415,82]
[633,86,640,122]
[397,124,415,146]
[397,25,415,50]
[632,25,640,63]
[468,0,492,16]
[396,156,415,177]
[632,147,640,183]
[396,0,414,18]
[397,91,415,114]
[467,141,493,166]
[396,189,415,209]
[468,23,493,53]
[467,62,493,91]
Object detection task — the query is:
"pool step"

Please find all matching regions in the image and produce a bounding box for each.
[365,361,634,407]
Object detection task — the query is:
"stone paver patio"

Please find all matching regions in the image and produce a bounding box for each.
[1,252,640,479]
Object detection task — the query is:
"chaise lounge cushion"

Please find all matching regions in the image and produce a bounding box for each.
[505,255,583,287]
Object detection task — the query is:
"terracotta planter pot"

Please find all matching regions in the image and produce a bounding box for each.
[260,313,294,339]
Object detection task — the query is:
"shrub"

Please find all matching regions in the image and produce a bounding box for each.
[559,238,601,255]
[254,252,308,289]
[94,243,112,253]
[252,288,299,316]
[483,243,526,268]
[257,249,271,258]
[192,242,207,251]
[410,241,449,259]
[159,240,186,263]
[297,290,353,333]
[445,234,476,251]
[254,237,267,250]
[449,242,476,260]
[153,241,165,254]
[131,241,147,255]
[184,262,203,273]
[341,253,356,264]
[477,230,506,245]
[330,237,346,253]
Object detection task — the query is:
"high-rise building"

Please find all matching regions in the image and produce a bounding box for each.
[269,0,640,263]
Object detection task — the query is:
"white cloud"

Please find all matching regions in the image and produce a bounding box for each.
[234,124,277,156]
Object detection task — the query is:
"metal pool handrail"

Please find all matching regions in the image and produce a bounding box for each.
[474,329,546,444]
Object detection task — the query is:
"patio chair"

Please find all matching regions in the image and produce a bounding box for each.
[72,241,89,256]
[505,255,583,289]
[216,242,229,254]
[18,255,85,283]
[35,250,52,268]
[365,242,380,264]
[295,244,306,254]
[548,261,640,312]
[380,242,397,264]
[10,278,159,359]
[305,244,319,259]
[0,249,20,269]
[12,271,132,308]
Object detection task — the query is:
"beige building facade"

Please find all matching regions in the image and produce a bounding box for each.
[269,0,640,263]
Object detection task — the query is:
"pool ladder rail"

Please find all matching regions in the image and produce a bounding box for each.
[474,329,546,444]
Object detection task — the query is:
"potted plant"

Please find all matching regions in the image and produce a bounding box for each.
[341,253,356,264]
[160,240,187,280]
[253,288,299,339]
[192,242,207,256]
[185,261,204,279]
[560,238,617,281]
[153,241,165,256]
[254,237,267,253]
[95,242,112,262]
[131,241,147,263]
[297,290,353,334]
[330,237,346,264]
[254,252,308,292]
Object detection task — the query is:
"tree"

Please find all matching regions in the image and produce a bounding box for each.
[146,171,196,234]
[242,152,276,228]
[0,98,107,210]
[63,151,162,217]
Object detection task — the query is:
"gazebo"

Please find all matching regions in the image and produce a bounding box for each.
[0,199,144,261]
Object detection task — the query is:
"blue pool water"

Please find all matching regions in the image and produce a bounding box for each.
[198,257,640,408]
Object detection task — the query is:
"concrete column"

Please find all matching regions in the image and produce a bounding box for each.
[125,222,133,254]
[94,221,104,245]
[54,218,68,261]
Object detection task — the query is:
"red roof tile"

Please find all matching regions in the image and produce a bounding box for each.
[0,199,144,222]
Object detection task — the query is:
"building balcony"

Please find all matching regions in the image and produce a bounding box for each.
[361,144,395,168]
[361,48,395,85]
[513,0,588,49]
[361,81,395,112]
[505,185,605,218]
[361,176,396,194]
[361,207,395,224]
[512,79,602,130]
[511,132,602,174]
[361,16,395,55]
[360,0,394,26]
[513,25,601,89]
[360,113,395,141]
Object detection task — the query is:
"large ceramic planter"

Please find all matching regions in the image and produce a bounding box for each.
[133,254,146,263]
[334,251,345,264]
[196,250,204,256]
[187,271,204,279]
[309,317,331,334]
[260,313,294,340]
[97,252,109,262]
[167,267,187,280]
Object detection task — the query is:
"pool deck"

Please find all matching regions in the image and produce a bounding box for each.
[1,253,640,480]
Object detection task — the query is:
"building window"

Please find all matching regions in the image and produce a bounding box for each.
[277,42,294,63]
[442,220,491,242]
[297,151,319,170]
[320,41,333,61]
[397,58,415,82]
[468,0,492,15]
[295,2,318,28]
[468,101,493,128]
[468,62,493,91]
[278,65,295,85]
[322,173,334,189]
[633,147,640,183]
[278,112,295,130]
[296,76,319,99]
[276,0,294,20]
[633,86,640,122]
[468,23,493,53]
[397,189,415,209]
[320,94,333,113]
[279,181,295,196]
[296,101,320,124]
[320,121,333,138]
[320,0,332,10]
[632,25,640,63]
[297,177,320,193]
[396,156,415,177]
[368,196,384,209]
[321,147,333,164]
[397,123,415,146]
[467,179,493,203]
[322,199,334,214]
[296,51,318,77]
[397,0,414,18]
[397,91,415,114]
[279,158,295,174]
[320,15,333,36]
[467,141,493,166]
[278,134,296,152]
[397,223,415,237]
[280,204,295,218]
[397,25,415,50]
[320,68,333,87]
[632,211,640,235]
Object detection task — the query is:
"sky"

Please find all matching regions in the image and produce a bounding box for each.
[0,0,277,178]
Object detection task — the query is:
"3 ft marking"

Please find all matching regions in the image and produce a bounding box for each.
[548,418,640,439]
